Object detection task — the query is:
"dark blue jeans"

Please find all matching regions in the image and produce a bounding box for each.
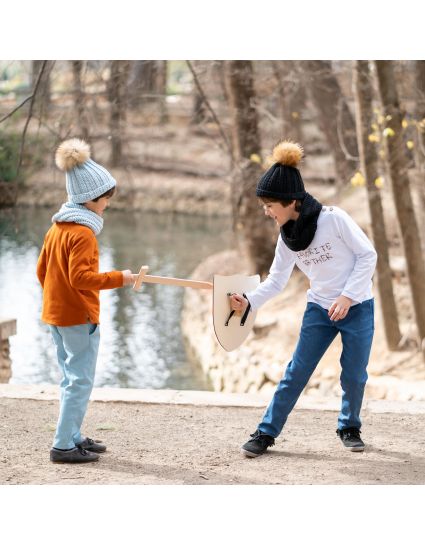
[258,299,374,437]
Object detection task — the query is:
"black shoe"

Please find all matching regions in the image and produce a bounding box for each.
[336,427,365,452]
[76,437,107,453]
[241,430,275,458]
[50,445,100,463]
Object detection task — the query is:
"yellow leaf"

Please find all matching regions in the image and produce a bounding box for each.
[406,140,414,150]
[350,172,366,187]
[368,134,380,143]
[402,119,408,129]
[385,115,392,121]
[291,111,299,119]
[383,127,395,138]
[250,153,261,164]
[374,176,384,188]
[371,123,378,131]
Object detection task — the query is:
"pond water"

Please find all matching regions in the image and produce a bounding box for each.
[0,206,235,390]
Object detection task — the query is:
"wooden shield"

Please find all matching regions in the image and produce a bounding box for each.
[213,274,260,352]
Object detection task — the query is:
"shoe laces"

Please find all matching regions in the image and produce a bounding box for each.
[339,428,361,440]
[76,445,90,456]
[249,430,275,447]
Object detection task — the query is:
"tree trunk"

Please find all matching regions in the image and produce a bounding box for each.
[353,60,402,350]
[128,61,155,107]
[300,60,358,189]
[191,91,208,125]
[225,60,276,276]
[108,60,130,166]
[71,60,89,140]
[413,60,425,243]
[156,60,168,124]
[271,61,305,144]
[375,60,425,356]
[128,60,167,122]
[215,60,230,105]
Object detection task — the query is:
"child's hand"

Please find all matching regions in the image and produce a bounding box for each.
[229,293,248,314]
[328,295,352,321]
[122,270,139,286]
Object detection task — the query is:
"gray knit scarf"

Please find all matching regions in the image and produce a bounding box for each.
[52,202,103,235]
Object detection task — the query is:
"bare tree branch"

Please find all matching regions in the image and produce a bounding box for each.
[337,97,359,161]
[186,60,234,163]
[12,61,48,205]
[0,95,33,124]
[32,114,71,140]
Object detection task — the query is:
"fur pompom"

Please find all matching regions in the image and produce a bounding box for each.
[55,138,91,171]
[272,141,303,167]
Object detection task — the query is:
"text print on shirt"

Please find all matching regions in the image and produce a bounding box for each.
[296,242,334,266]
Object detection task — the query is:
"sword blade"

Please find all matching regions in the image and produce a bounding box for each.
[133,265,212,291]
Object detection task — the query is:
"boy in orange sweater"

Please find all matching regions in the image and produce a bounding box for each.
[37,138,138,463]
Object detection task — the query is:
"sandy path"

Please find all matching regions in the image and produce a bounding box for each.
[1,398,424,485]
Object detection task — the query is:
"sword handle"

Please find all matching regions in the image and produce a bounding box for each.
[133,265,150,291]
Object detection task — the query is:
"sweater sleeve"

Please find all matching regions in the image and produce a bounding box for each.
[36,242,47,288]
[333,209,377,304]
[245,236,296,311]
[68,230,124,290]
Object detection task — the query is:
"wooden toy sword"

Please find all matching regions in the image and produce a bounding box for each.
[133,265,213,291]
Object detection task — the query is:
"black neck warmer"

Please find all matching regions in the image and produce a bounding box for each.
[280,193,323,252]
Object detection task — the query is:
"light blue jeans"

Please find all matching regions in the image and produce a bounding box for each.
[49,323,100,449]
[258,299,375,437]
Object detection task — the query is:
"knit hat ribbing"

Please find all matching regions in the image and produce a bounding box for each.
[55,138,116,204]
[256,141,306,200]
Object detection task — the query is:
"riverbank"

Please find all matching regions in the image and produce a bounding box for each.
[181,181,425,401]
[1,384,425,485]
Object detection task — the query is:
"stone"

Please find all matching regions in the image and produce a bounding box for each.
[0,319,17,340]
[0,319,17,384]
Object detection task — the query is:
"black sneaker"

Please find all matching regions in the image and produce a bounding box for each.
[50,445,100,463]
[336,427,365,452]
[76,437,107,453]
[241,430,275,457]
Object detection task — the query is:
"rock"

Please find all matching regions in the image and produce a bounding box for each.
[0,319,17,384]
[263,362,283,384]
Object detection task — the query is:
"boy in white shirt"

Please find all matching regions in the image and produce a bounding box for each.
[230,141,377,456]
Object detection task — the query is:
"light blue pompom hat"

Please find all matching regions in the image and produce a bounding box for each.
[52,138,117,235]
[55,138,116,203]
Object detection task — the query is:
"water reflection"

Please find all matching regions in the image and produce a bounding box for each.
[0,207,235,390]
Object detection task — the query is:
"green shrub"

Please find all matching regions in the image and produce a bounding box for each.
[0,132,21,182]
[0,131,50,184]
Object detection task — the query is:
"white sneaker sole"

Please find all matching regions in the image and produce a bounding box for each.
[241,448,262,458]
[348,445,365,452]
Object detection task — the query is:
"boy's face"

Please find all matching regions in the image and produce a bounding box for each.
[262,200,298,227]
[83,196,111,217]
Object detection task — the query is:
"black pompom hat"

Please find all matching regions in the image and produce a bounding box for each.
[256,141,306,200]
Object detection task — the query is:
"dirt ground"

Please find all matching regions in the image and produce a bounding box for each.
[1,397,424,485]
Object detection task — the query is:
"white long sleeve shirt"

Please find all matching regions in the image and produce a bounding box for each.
[245,206,377,311]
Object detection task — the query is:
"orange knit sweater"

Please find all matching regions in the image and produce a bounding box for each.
[36,222,123,326]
